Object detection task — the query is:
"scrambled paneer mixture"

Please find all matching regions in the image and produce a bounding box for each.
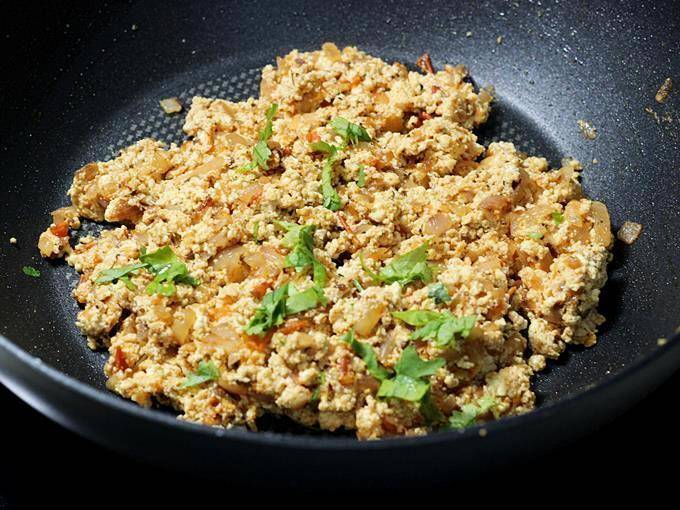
[39,44,613,439]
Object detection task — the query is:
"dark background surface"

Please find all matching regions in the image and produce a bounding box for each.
[1,371,678,505]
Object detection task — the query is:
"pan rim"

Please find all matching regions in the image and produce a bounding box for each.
[1,331,678,450]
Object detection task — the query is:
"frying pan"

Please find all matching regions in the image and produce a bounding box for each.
[1,0,678,483]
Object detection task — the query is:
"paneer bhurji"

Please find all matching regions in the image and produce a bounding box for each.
[39,44,612,439]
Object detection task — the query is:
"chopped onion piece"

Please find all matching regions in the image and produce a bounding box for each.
[354,303,385,337]
[617,221,643,245]
[423,213,453,236]
[159,97,182,114]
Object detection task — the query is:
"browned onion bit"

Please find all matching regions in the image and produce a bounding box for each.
[616,221,643,245]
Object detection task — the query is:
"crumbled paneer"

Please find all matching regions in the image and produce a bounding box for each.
[39,44,613,439]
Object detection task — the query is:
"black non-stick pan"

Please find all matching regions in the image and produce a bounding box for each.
[1,0,678,483]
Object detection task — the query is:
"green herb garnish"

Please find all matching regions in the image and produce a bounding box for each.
[286,285,327,314]
[22,266,41,278]
[552,211,564,225]
[392,310,476,348]
[342,333,445,414]
[420,391,446,425]
[330,117,371,146]
[342,330,391,381]
[245,283,289,336]
[310,371,326,404]
[362,243,433,287]
[311,142,344,212]
[245,282,327,336]
[277,221,327,287]
[140,246,199,296]
[241,103,278,171]
[253,221,260,243]
[95,262,147,290]
[428,282,451,304]
[527,232,544,240]
[95,247,197,296]
[180,360,220,388]
[447,395,497,429]
[310,141,338,155]
[352,279,364,292]
[311,118,370,211]
[377,345,445,402]
[357,165,366,188]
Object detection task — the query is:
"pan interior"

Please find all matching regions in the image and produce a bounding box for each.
[1,0,678,437]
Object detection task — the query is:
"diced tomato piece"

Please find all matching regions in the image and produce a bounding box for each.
[50,221,69,237]
[278,319,311,335]
[113,347,129,371]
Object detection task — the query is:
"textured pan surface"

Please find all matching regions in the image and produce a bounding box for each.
[1,0,679,440]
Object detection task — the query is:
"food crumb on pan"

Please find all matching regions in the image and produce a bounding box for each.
[616,221,642,245]
[644,106,660,123]
[466,31,473,37]
[592,158,599,164]
[478,428,488,437]
[37,43,614,439]
[496,35,504,45]
[577,119,597,140]
[159,97,183,114]
[657,338,668,347]
[416,53,435,74]
[655,77,673,104]
[645,106,674,124]
[9,237,17,244]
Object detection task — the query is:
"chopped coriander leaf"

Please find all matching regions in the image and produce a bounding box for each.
[310,141,337,154]
[378,374,430,402]
[364,243,433,287]
[286,285,327,314]
[353,279,364,292]
[140,246,198,296]
[393,310,476,348]
[395,344,445,379]
[253,221,260,243]
[552,211,565,225]
[245,283,327,336]
[330,117,371,146]
[359,252,381,281]
[428,282,451,304]
[259,103,278,141]
[95,262,147,289]
[277,221,327,287]
[342,330,391,381]
[238,161,257,172]
[392,309,442,326]
[180,360,220,388]
[310,140,345,212]
[357,165,366,187]
[252,140,272,170]
[310,371,326,404]
[242,103,278,171]
[321,159,342,211]
[447,395,496,429]
[527,232,544,240]
[420,391,446,425]
[117,276,136,291]
[245,283,290,336]
[22,266,41,278]
[377,345,445,402]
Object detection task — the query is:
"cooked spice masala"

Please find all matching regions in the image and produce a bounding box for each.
[39,44,613,439]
